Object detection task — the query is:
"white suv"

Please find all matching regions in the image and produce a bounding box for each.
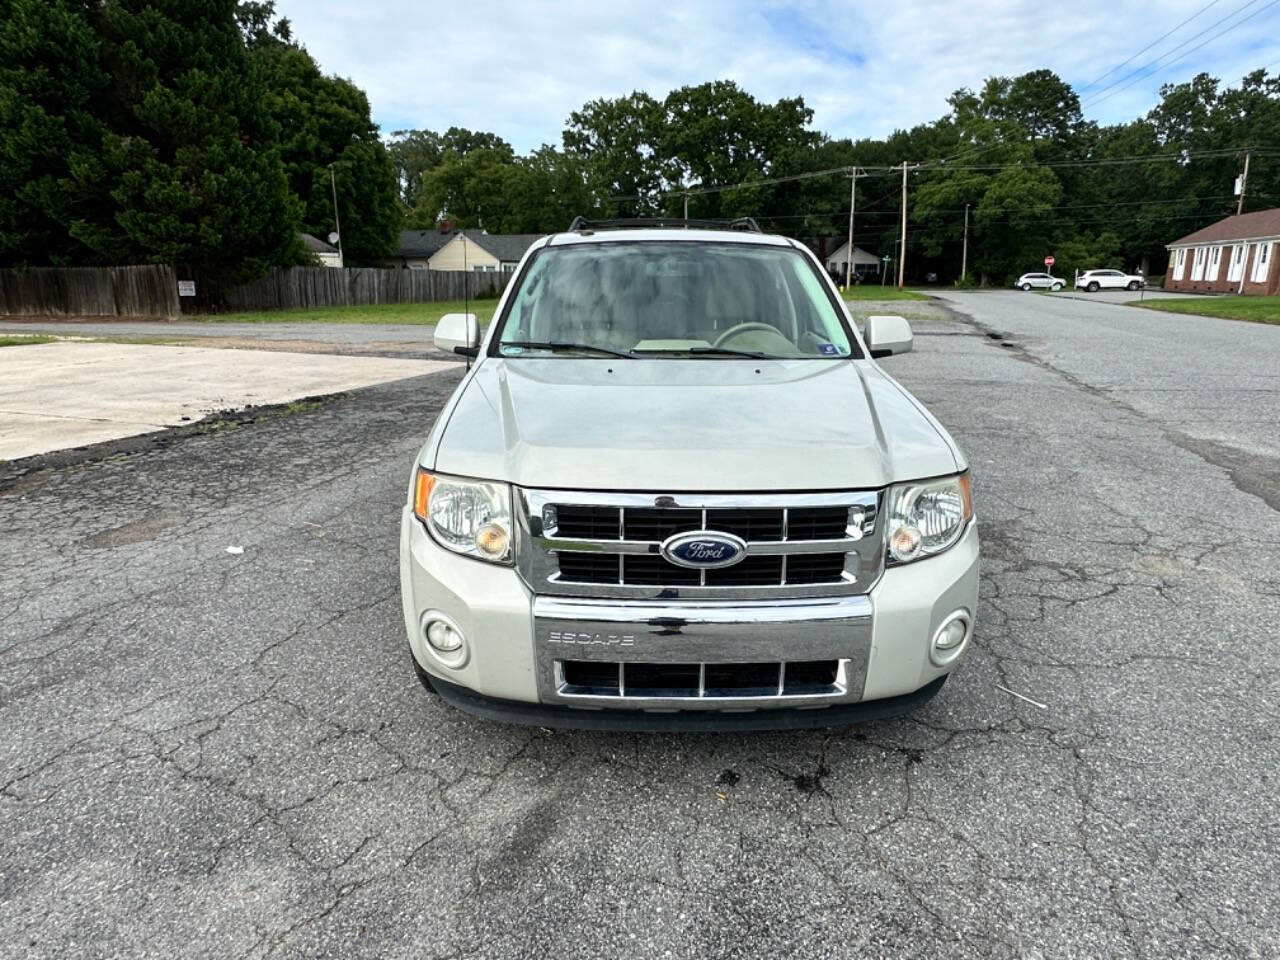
[1075,269,1145,292]
[1015,272,1064,291]
[400,219,979,730]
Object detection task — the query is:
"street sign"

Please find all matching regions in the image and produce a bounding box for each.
[177,280,196,297]
[1044,256,1055,267]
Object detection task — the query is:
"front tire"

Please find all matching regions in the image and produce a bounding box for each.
[1087,281,1100,292]
[1021,283,1032,291]
[1127,280,1139,290]
[1051,283,1063,291]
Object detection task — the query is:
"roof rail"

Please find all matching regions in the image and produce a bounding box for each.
[566,216,762,234]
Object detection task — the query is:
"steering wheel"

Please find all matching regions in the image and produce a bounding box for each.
[713,322,784,348]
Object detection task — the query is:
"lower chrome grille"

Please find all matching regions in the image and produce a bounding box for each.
[558,659,843,699]
[518,489,885,600]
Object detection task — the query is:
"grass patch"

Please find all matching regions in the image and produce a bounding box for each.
[842,287,931,302]
[0,334,57,347]
[188,300,493,326]
[1128,296,1280,326]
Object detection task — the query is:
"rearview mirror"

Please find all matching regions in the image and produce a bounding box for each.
[864,314,913,358]
[435,313,480,357]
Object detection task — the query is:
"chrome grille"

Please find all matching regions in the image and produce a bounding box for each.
[516,489,884,600]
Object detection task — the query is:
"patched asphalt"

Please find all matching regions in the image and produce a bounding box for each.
[3,293,1279,958]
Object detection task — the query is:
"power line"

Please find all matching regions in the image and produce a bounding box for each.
[752,193,1247,222]
[1077,0,1222,92]
[607,146,1270,202]
[1082,0,1280,108]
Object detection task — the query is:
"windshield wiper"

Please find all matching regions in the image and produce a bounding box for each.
[500,340,635,359]
[633,345,776,359]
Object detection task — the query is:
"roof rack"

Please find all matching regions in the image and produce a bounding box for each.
[566,216,762,234]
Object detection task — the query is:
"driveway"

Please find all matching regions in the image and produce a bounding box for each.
[0,320,447,357]
[2,295,1278,958]
[0,341,446,460]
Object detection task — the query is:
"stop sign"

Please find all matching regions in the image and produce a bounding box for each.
[1045,256,1055,267]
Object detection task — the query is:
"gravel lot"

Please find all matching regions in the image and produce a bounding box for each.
[3,292,1278,958]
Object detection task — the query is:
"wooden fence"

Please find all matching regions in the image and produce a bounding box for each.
[211,266,514,312]
[0,264,515,317]
[0,265,180,318]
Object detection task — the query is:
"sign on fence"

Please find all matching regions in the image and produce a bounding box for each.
[177,280,196,297]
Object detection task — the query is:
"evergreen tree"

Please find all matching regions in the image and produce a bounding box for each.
[94,0,302,281]
[246,12,399,264]
[0,0,111,266]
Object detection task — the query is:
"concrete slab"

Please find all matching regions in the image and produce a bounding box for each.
[0,341,451,460]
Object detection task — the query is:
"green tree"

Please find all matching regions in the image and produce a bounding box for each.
[564,92,665,215]
[86,0,304,281]
[247,15,399,265]
[0,0,111,266]
[387,129,443,210]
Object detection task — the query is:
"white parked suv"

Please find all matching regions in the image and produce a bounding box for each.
[1074,268,1145,292]
[400,218,979,730]
[1014,272,1064,291]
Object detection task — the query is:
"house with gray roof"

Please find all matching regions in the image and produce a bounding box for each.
[391,227,541,272]
[300,232,342,268]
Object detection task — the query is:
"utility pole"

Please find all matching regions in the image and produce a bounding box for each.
[844,167,862,291]
[683,192,689,219]
[961,203,970,283]
[1237,150,1251,216]
[897,161,908,290]
[328,163,342,251]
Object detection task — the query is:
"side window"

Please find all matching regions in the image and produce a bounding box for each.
[1253,242,1273,283]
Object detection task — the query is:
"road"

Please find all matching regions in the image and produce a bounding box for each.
[3,292,1278,958]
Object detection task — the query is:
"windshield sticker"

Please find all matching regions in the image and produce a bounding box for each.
[817,343,840,356]
[503,345,524,355]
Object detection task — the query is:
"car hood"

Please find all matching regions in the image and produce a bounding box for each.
[429,358,962,491]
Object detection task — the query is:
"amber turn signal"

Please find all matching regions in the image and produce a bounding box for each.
[412,469,435,521]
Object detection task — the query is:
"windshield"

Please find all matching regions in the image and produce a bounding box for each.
[492,241,859,359]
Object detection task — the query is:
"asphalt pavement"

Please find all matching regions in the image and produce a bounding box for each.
[2,292,1278,958]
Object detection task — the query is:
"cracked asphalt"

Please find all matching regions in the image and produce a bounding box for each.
[3,292,1279,958]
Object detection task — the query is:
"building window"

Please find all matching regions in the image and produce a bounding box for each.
[1227,243,1246,282]
[1190,246,1207,281]
[1252,242,1273,284]
[1172,248,1186,281]
[1207,245,1223,280]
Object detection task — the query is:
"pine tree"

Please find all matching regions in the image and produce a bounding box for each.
[92,0,302,282]
[0,0,111,266]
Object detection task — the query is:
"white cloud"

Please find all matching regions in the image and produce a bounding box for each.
[275,0,1280,151]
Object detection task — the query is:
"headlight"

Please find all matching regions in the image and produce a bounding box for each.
[885,473,972,564]
[412,469,513,563]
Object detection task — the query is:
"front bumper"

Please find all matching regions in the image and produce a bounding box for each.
[400,507,979,727]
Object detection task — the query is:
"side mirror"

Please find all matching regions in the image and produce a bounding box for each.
[435,313,480,357]
[864,314,913,358]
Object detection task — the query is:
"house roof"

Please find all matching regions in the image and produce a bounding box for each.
[300,232,338,253]
[824,241,881,266]
[395,228,456,259]
[395,228,542,262]
[470,232,543,263]
[1168,208,1280,247]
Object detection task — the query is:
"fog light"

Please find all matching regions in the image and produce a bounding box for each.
[930,610,971,666]
[425,619,461,652]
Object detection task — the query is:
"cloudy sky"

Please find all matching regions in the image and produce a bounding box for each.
[276,0,1280,150]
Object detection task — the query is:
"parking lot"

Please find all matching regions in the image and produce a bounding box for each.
[2,292,1278,958]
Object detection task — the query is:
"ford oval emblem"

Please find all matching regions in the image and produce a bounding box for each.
[660,530,748,569]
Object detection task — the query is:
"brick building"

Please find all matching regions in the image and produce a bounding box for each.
[1165,209,1280,295]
